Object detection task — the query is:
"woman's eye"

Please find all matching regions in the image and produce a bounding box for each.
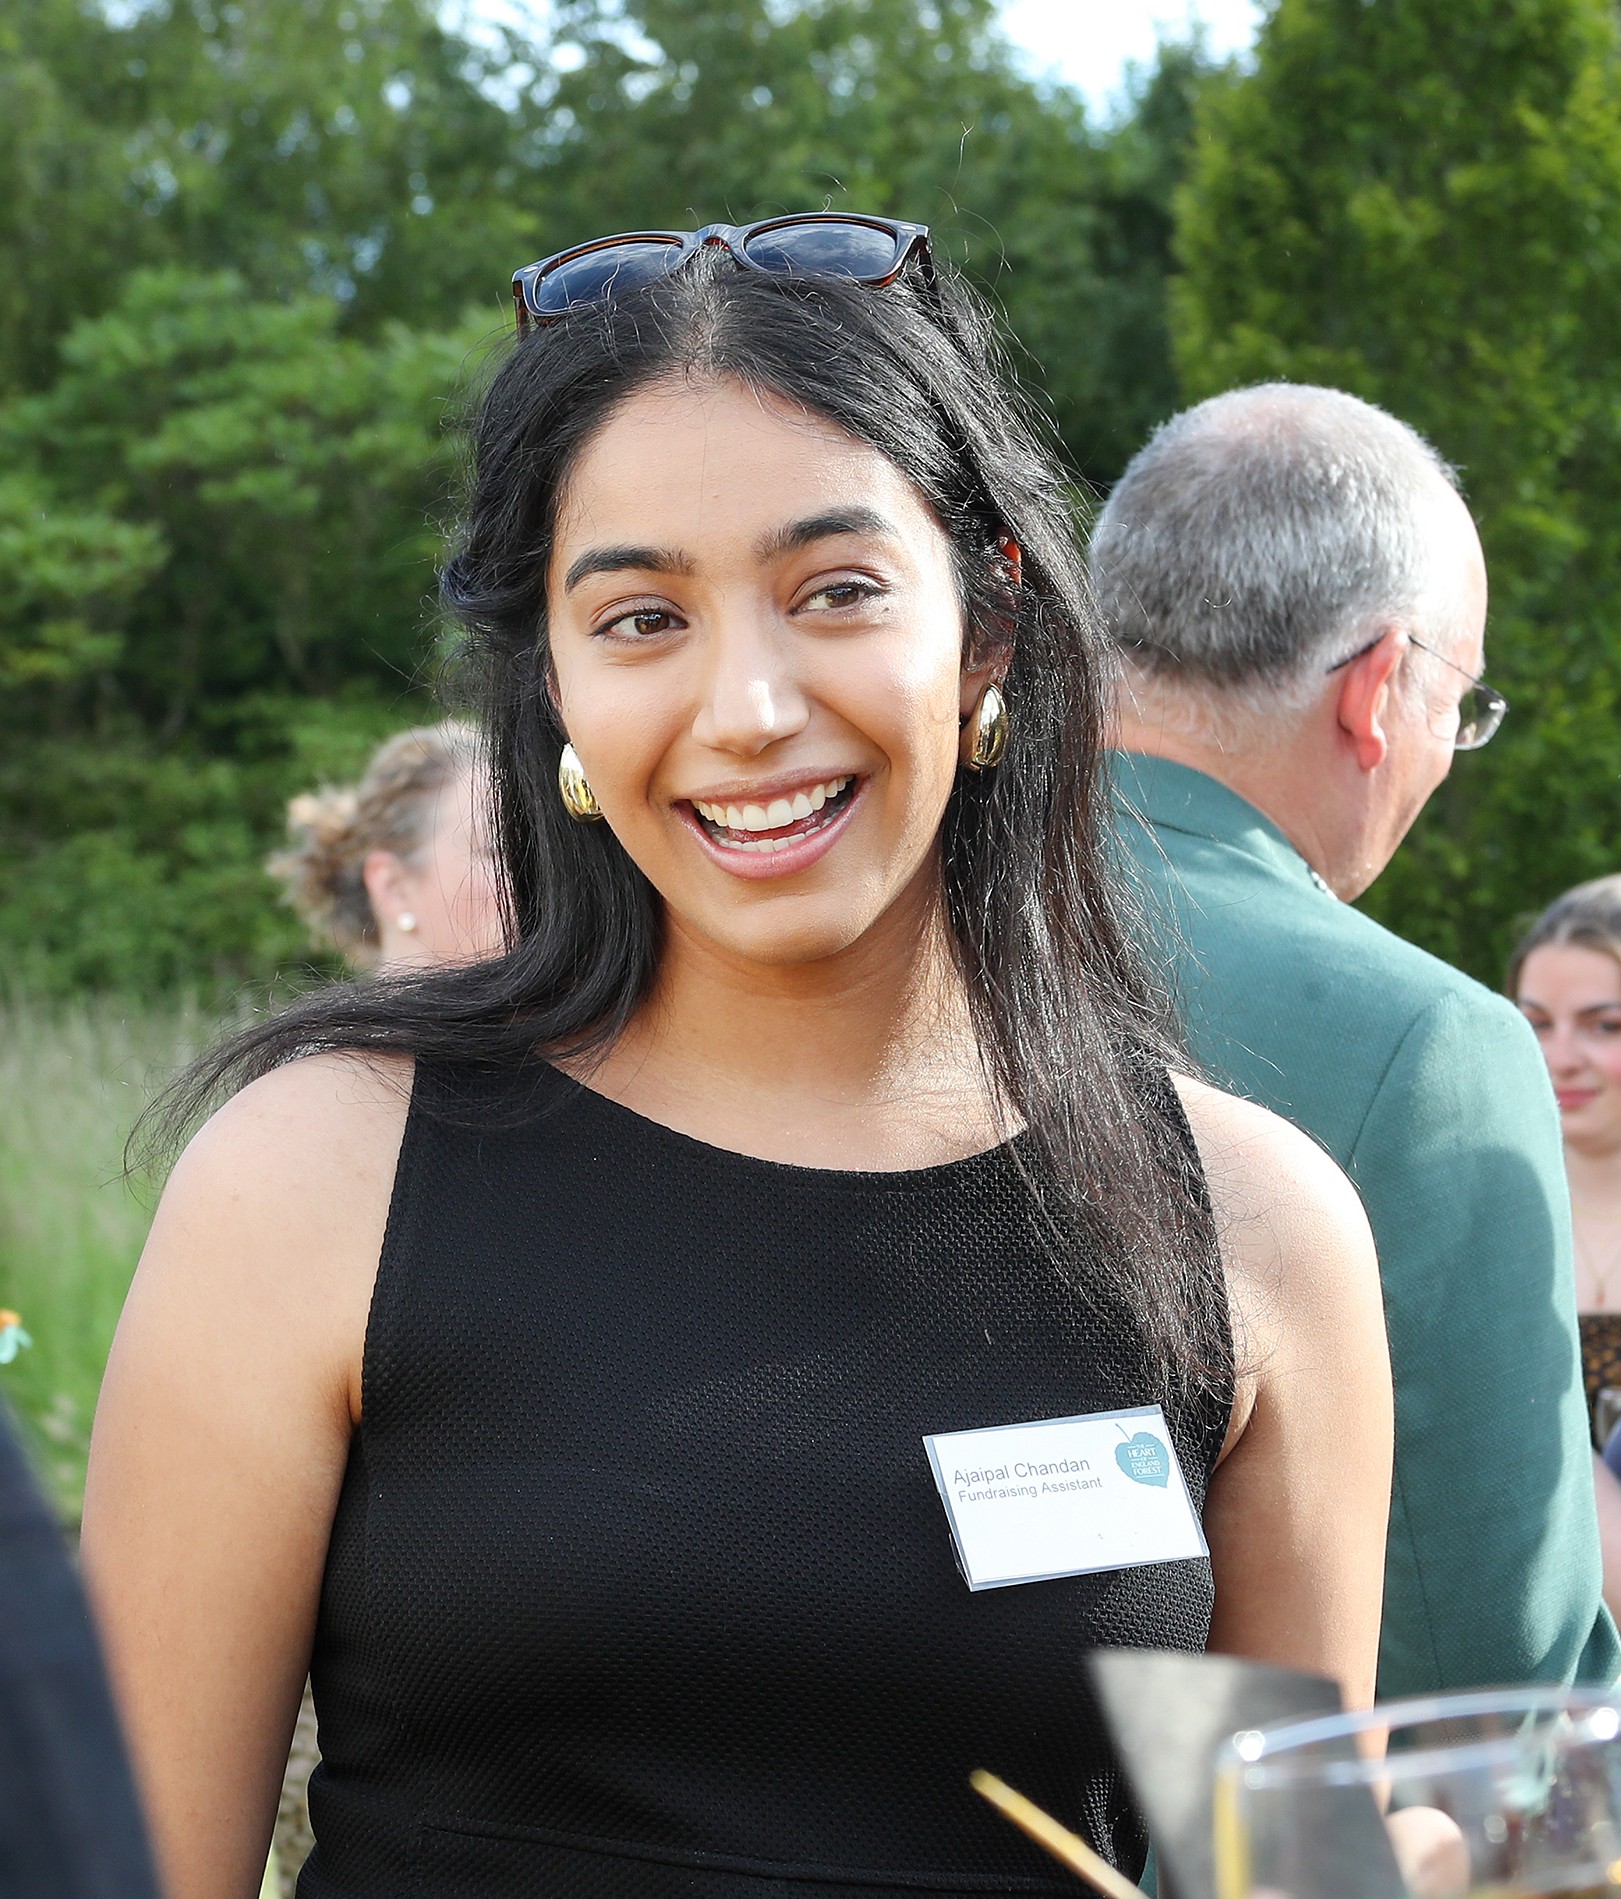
[800,578,881,613]
[597,607,680,640]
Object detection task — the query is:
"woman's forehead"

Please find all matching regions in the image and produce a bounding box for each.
[550,375,943,567]
[1522,940,1621,1005]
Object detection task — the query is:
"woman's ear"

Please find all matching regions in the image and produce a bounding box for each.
[963,534,1021,697]
[542,653,566,733]
[363,849,411,927]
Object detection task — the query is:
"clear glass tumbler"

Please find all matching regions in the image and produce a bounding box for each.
[1214,1689,1621,1899]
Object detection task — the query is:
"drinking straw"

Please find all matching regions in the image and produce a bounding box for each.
[970,1770,1145,1899]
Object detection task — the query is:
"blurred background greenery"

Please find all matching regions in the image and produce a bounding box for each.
[5,0,1621,1505]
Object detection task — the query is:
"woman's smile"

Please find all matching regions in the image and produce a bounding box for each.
[682,771,864,876]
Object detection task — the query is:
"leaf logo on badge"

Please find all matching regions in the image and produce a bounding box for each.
[1115,1432,1170,1488]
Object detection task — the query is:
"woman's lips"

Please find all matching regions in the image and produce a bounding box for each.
[680,776,864,880]
[692,775,851,837]
[1557,1088,1601,1110]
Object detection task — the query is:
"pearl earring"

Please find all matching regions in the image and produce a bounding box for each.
[397,912,418,933]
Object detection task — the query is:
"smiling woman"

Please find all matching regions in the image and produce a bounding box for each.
[1510,877,1621,1625]
[80,229,1391,1899]
[1511,879,1621,1336]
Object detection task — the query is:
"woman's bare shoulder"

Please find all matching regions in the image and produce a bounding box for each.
[139,1051,414,1349]
[171,1048,414,1195]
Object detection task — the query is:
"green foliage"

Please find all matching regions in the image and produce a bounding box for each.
[6,268,485,718]
[0,474,165,686]
[0,0,533,392]
[1173,0,1621,981]
[0,2,138,394]
[0,261,487,992]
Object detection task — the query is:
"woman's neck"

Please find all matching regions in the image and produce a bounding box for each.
[569,884,1007,1171]
[1566,1139,1621,1218]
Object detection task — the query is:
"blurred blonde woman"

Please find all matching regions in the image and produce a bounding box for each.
[268,722,503,972]
[1511,874,1621,1620]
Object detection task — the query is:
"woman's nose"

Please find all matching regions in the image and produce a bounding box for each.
[1544,1024,1585,1076]
[690,620,810,757]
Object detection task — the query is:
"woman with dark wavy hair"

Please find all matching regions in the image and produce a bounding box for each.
[81,219,1390,1899]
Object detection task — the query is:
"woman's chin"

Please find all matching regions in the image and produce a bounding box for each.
[1563,1106,1621,1156]
[667,901,885,972]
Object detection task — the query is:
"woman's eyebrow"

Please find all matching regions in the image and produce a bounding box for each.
[564,544,694,593]
[754,507,897,561]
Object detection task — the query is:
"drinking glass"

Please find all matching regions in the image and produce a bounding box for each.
[1214,1689,1621,1899]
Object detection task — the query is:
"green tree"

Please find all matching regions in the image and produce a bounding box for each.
[8,269,485,726]
[1173,0,1621,981]
[0,2,136,392]
[0,475,164,689]
[0,0,539,392]
[0,269,484,991]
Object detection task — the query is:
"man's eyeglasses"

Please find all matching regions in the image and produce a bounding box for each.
[512,215,934,334]
[1325,632,1508,751]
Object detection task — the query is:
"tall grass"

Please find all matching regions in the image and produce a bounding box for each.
[0,992,213,1521]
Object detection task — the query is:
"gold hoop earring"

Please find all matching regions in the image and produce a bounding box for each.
[962,683,1010,770]
[558,742,603,822]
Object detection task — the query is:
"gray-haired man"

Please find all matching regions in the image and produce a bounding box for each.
[1094,382,1617,1695]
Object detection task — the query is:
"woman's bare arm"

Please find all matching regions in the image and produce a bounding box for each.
[80,1054,409,1899]
[1177,1076,1393,1712]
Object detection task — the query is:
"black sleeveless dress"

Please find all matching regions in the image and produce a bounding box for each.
[299,1058,1232,1898]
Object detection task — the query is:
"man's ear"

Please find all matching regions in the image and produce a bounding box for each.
[1333,628,1407,772]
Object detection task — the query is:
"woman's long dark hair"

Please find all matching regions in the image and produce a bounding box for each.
[146,250,1227,1394]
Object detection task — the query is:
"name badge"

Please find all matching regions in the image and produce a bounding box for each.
[922,1404,1208,1591]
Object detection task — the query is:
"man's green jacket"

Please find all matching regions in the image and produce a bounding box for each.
[1111,751,1619,1695]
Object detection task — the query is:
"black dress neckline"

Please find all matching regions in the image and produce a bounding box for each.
[537,1057,1033,1194]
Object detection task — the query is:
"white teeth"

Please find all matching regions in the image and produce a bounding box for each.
[715,832,798,854]
[692,776,854,836]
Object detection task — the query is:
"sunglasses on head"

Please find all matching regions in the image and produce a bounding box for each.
[511,214,933,333]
